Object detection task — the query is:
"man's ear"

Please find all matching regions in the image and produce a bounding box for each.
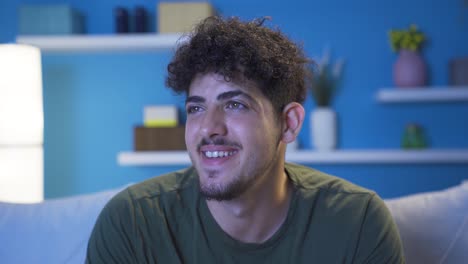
[281,102,305,143]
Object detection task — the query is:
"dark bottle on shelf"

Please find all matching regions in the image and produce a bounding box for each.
[114,7,129,33]
[134,6,148,33]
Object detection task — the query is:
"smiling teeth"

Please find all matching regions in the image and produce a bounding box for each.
[204,151,235,158]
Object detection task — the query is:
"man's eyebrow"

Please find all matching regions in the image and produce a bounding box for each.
[185,96,205,104]
[217,90,254,101]
[186,90,255,105]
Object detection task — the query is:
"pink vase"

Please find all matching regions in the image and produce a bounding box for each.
[393,49,427,88]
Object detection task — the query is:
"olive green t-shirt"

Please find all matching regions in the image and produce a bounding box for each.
[86,163,404,263]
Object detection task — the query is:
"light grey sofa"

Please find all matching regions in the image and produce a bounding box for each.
[385,180,467,264]
[0,187,123,264]
[0,181,466,264]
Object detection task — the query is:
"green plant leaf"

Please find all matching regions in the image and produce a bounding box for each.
[388,24,426,52]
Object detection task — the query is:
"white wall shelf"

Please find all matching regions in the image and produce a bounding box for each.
[377,86,468,103]
[16,33,185,52]
[117,149,468,166]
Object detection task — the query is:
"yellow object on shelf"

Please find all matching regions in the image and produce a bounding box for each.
[144,119,178,128]
[143,105,178,128]
[157,2,214,33]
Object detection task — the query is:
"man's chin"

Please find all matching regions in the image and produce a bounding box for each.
[198,175,249,202]
[199,183,238,201]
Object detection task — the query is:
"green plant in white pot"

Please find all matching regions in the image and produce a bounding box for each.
[309,50,344,151]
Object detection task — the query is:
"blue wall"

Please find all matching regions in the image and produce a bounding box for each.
[1,0,467,199]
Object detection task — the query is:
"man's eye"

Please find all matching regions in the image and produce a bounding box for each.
[187,106,202,114]
[226,101,246,110]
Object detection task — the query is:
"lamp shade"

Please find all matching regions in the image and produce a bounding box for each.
[0,44,43,203]
[0,44,43,145]
[0,147,43,203]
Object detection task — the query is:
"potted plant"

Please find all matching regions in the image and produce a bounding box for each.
[388,24,427,87]
[308,50,344,151]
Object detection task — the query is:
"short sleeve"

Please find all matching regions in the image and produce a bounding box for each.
[86,189,138,264]
[352,194,405,264]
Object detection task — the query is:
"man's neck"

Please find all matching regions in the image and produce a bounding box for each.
[205,168,293,244]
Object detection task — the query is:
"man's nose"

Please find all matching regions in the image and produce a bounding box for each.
[200,107,227,138]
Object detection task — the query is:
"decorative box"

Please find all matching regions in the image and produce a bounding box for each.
[449,58,468,86]
[157,2,213,33]
[18,5,84,35]
[134,126,186,151]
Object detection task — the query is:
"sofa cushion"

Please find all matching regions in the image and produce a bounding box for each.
[385,181,468,264]
[0,186,124,264]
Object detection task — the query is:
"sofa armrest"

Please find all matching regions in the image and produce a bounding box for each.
[0,186,124,264]
[385,181,468,264]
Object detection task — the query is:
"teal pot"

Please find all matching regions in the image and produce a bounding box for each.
[393,49,427,87]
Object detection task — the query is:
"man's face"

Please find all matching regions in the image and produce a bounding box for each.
[185,73,283,201]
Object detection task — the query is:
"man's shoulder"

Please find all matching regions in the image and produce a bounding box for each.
[286,162,375,196]
[115,167,198,203]
[286,163,404,263]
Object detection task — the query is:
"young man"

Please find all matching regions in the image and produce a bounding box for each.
[86,16,404,263]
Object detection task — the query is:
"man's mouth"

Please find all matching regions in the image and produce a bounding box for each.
[197,138,242,160]
[203,150,237,158]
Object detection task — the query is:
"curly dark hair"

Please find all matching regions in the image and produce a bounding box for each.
[166,16,311,114]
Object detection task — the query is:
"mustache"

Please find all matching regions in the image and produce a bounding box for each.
[197,138,243,150]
